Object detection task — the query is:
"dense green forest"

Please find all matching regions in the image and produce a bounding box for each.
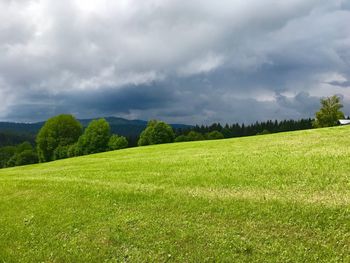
[176,118,313,139]
[0,132,35,147]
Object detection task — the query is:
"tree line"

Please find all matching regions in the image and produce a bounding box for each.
[0,94,346,169]
[0,132,35,147]
[176,118,314,140]
[0,116,128,168]
[36,116,128,162]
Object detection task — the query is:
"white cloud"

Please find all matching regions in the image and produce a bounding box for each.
[177,53,224,76]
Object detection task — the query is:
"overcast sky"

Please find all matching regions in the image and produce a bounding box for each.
[0,0,349,124]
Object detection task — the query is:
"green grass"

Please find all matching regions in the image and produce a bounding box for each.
[1,126,350,262]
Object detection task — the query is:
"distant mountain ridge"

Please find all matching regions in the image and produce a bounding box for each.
[0,117,192,139]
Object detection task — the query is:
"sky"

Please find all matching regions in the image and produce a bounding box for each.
[0,0,349,124]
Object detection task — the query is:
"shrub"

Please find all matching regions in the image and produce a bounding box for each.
[186,131,204,141]
[0,142,38,168]
[257,129,270,135]
[53,145,70,160]
[67,143,80,157]
[175,135,190,142]
[16,142,33,153]
[6,150,38,167]
[6,155,17,167]
[0,146,16,168]
[206,131,225,140]
[138,120,175,146]
[15,150,38,166]
[108,135,128,150]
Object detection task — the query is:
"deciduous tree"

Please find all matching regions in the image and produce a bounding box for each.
[313,95,345,128]
[77,118,111,154]
[36,114,83,162]
[138,120,175,146]
[108,135,128,150]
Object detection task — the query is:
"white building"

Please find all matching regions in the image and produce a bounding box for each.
[339,119,350,125]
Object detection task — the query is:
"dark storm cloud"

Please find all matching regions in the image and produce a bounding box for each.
[326,80,350,88]
[0,0,350,124]
[275,92,320,117]
[5,83,178,121]
[65,84,177,113]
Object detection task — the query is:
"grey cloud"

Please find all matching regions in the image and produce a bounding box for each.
[4,83,178,122]
[326,80,350,88]
[275,92,320,117]
[0,0,350,124]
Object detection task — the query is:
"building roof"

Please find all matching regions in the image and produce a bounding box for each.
[339,119,350,125]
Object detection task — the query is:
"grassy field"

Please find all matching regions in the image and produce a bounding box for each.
[0,126,349,262]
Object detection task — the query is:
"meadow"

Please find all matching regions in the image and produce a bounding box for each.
[0,126,349,262]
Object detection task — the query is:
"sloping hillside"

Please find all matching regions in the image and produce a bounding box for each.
[0,127,349,262]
